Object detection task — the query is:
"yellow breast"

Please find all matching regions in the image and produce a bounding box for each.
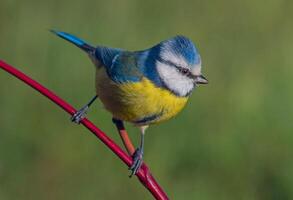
[95,68,188,125]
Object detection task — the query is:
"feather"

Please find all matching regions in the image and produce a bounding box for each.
[50,30,95,53]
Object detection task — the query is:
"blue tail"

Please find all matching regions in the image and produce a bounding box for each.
[50,30,95,53]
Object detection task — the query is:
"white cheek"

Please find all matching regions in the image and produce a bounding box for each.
[156,61,194,96]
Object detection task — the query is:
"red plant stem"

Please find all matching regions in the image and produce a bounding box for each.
[119,128,136,155]
[113,119,136,155]
[0,60,169,200]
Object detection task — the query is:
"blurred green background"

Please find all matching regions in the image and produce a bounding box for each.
[1,0,293,199]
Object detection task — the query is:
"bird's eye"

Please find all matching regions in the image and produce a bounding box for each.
[179,68,189,75]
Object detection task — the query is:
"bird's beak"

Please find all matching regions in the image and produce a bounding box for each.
[194,74,208,84]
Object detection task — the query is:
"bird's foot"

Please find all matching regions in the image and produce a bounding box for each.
[71,106,89,124]
[129,147,143,177]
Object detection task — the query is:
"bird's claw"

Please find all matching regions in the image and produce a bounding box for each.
[129,148,143,177]
[71,106,89,124]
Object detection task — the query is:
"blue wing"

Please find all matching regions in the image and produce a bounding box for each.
[95,48,143,83]
[95,46,121,68]
[95,47,165,87]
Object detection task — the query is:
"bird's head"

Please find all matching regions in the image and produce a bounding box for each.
[154,35,208,97]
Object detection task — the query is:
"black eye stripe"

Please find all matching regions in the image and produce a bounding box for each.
[157,57,196,79]
[177,67,189,74]
[158,57,180,68]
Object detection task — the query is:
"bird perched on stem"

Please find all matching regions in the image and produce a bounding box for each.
[51,30,208,176]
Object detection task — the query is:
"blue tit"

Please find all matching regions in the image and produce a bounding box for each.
[51,30,208,176]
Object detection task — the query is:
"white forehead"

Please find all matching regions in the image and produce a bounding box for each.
[160,45,188,68]
[156,61,194,96]
[160,43,202,76]
[191,63,202,76]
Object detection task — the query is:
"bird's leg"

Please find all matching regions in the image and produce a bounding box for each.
[112,118,135,155]
[129,126,148,177]
[71,95,98,124]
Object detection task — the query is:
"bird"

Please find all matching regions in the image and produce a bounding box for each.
[51,30,208,176]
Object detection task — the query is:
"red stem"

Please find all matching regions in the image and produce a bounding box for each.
[113,119,136,155]
[0,60,169,200]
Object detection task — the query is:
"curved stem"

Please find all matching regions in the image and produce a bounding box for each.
[0,60,169,200]
[112,119,136,155]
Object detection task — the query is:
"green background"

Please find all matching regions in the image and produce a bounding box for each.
[1,0,293,199]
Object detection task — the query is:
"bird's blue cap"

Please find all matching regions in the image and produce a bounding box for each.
[158,35,201,67]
